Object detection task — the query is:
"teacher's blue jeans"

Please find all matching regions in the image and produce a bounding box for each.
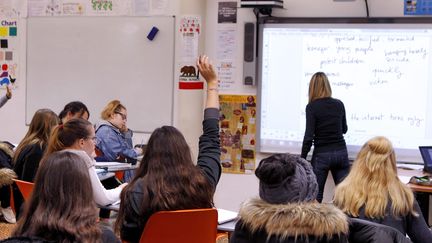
[311,148,350,203]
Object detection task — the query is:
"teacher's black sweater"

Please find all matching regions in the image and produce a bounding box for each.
[301,97,347,159]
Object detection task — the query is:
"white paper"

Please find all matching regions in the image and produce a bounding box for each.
[96,162,132,167]
[216,26,237,60]
[396,164,424,170]
[398,175,412,184]
[217,208,238,224]
[133,0,149,15]
[149,0,168,15]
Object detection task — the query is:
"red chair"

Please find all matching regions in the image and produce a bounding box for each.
[13,179,34,201]
[138,208,218,243]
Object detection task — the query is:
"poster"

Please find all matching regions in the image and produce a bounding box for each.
[28,0,133,16]
[178,15,202,89]
[219,95,257,174]
[405,0,432,15]
[0,18,19,89]
[218,1,237,23]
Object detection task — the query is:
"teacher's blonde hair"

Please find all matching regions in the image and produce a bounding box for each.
[334,136,417,219]
[308,72,332,103]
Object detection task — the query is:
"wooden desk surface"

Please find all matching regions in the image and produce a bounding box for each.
[398,168,432,193]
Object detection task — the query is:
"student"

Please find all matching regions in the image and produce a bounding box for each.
[115,55,221,242]
[333,136,432,243]
[0,84,12,108]
[95,100,142,164]
[10,151,119,243]
[300,72,349,202]
[13,109,59,182]
[230,153,349,243]
[0,142,16,224]
[45,118,126,207]
[0,85,15,223]
[12,109,59,218]
[58,101,90,124]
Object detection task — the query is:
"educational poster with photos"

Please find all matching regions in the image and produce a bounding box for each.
[219,95,256,174]
[27,0,168,16]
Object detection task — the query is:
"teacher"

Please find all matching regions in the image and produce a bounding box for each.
[301,72,350,203]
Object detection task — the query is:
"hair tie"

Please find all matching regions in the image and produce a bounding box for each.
[58,124,64,129]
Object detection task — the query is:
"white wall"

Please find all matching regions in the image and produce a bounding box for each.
[208,0,409,211]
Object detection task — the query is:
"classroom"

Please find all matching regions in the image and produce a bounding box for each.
[1,0,432,242]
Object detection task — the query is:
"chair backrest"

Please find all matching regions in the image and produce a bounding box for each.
[13,179,34,201]
[139,208,218,243]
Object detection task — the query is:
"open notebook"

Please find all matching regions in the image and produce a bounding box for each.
[217,208,238,224]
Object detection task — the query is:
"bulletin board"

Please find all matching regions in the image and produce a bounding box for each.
[26,16,175,133]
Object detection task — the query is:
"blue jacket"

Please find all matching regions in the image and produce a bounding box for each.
[95,121,138,162]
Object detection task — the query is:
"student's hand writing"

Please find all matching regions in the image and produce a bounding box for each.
[6,85,12,99]
[197,55,218,88]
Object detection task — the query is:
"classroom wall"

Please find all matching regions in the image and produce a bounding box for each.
[208,0,408,211]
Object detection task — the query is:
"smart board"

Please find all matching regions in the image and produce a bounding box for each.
[257,18,432,162]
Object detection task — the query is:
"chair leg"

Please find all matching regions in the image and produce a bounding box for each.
[9,185,15,213]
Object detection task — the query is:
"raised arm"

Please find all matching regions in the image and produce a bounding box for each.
[196,55,221,188]
[197,55,219,109]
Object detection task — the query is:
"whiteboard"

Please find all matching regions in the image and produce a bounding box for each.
[26,16,175,133]
[257,18,432,162]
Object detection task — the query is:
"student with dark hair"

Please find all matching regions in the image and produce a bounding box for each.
[10,151,119,243]
[58,101,90,124]
[45,118,126,207]
[301,72,350,202]
[115,55,221,242]
[231,153,349,243]
[12,109,59,217]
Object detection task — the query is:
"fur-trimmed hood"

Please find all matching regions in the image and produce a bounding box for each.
[0,142,14,159]
[0,168,17,186]
[238,198,349,239]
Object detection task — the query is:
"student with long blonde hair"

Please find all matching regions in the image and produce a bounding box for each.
[334,136,432,242]
[301,72,349,202]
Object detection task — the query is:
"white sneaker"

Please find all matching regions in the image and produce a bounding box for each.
[1,207,16,224]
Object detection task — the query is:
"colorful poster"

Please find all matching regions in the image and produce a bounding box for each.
[405,0,432,15]
[219,95,257,174]
[178,16,202,89]
[0,18,19,89]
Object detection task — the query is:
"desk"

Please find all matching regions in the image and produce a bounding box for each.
[97,172,115,181]
[218,219,237,232]
[95,162,138,172]
[398,168,432,225]
[398,168,432,193]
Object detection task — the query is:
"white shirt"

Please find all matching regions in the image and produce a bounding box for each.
[64,149,124,206]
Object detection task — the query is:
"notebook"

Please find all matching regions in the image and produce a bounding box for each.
[217,208,238,224]
[419,146,432,173]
